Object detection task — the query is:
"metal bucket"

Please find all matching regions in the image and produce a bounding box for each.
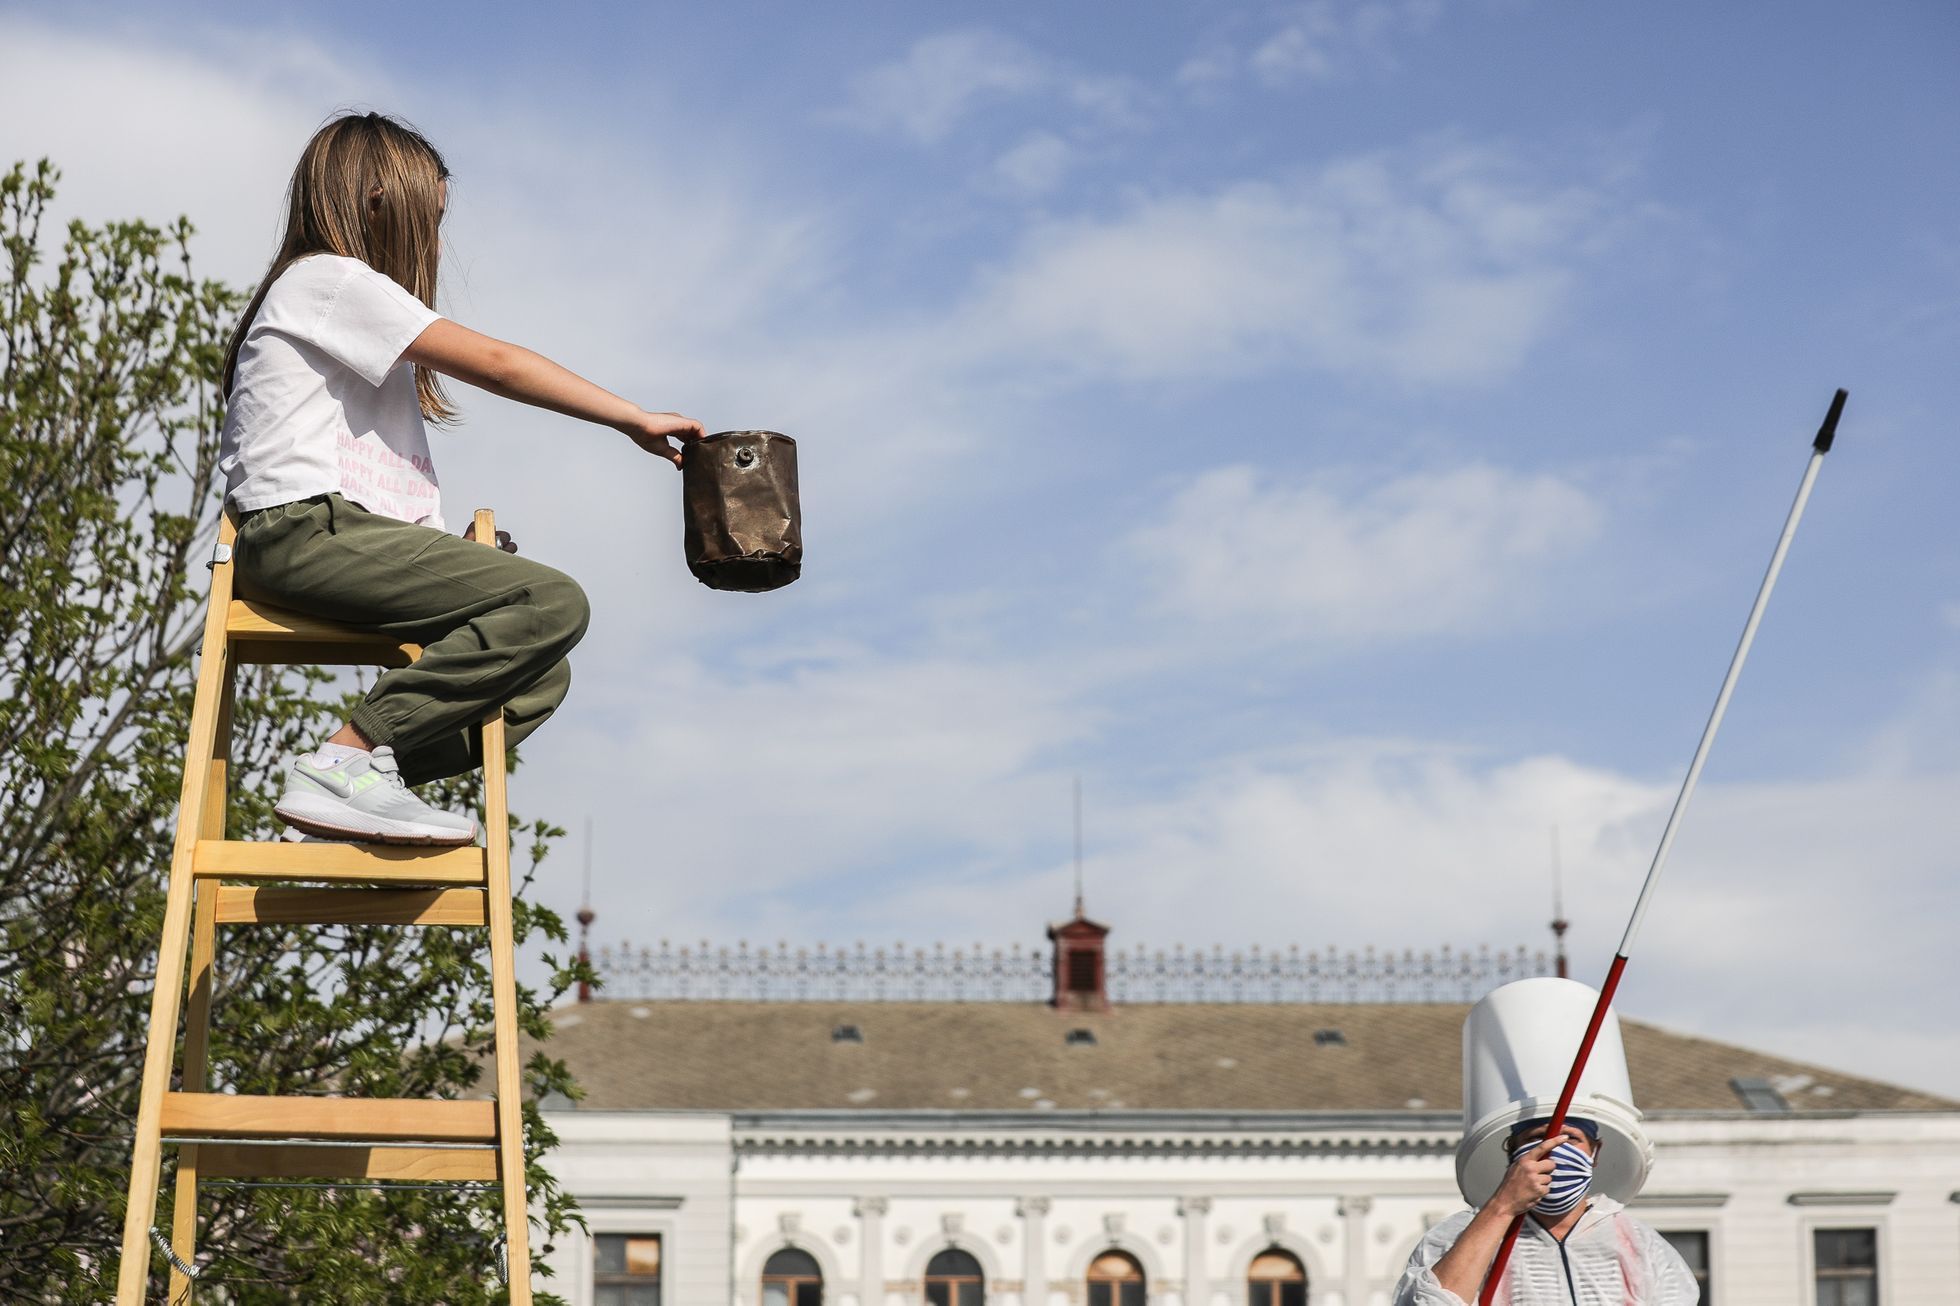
[680,430,801,592]
[1455,977,1653,1206]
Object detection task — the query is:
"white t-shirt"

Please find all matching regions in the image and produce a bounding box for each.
[220,253,446,528]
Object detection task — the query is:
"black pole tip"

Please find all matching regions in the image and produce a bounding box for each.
[1813,388,1848,453]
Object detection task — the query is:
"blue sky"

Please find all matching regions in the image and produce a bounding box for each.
[4,1,1956,1095]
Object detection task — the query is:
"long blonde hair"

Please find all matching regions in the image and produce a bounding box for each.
[224,111,455,423]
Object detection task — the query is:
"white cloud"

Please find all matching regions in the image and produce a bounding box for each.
[841,28,1145,145]
[1061,73,1150,133]
[1623,769,1960,1097]
[826,740,1960,1098]
[520,644,1100,949]
[841,29,1055,144]
[1088,746,1664,949]
[942,146,1609,384]
[1850,662,1960,776]
[1174,48,1238,92]
[990,131,1073,196]
[0,19,363,286]
[1252,3,1344,83]
[1130,462,1602,644]
[785,741,1654,960]
[1250,0,1445,87]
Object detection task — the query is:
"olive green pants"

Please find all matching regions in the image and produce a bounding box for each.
[235,494,590,784]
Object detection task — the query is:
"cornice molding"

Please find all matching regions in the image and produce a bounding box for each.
[731,1108,1452,1158]
[733,1108,1459,1131]
[735,1130,1457,1159]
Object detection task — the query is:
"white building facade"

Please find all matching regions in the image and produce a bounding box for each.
[542,1107,1960,1306]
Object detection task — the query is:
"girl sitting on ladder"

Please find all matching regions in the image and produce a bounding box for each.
[220,110,701,844]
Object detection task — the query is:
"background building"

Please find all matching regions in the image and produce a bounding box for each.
[534,909,1960,1306]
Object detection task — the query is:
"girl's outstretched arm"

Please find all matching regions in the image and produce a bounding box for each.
[403,318,703,465]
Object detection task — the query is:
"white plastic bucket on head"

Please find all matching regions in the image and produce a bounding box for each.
[1456,977,1652,1208]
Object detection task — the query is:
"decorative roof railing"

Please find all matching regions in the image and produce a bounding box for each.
[591,940,1550,1004]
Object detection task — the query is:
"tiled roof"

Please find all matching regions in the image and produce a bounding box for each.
[529,1000,1955,1115]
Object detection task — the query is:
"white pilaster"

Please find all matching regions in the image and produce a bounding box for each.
[1179,1196,1212,1305]
[1338,1196,1373,1306]
[1018,1196,1050,1305]
[855,1196,887,1306]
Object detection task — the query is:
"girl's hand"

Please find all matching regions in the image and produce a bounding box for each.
[463,522,519,553]
[623,410,706,468]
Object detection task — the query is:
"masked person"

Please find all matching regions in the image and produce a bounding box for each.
[1394,1115,1698,1304]
[1395,977,1699,1304]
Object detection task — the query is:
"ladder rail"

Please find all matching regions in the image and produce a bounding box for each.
[168,886,222,1303]
[169,669,233,1304]
[477,507,536,1306]
[117,517,237,1305]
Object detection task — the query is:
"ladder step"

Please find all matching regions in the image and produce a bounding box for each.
[227,599,422,666]
[215,886,489,926]
[194,839,488,885]
[192,1142,498,1183]
[161,1094,497,1143]
[233,637,417,668]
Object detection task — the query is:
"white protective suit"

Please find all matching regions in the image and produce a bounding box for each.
[1393,1196,1699,1305]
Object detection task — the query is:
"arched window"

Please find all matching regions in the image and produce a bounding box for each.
[1249,1248,1307,1306]
[924,1248,985,1306]
[1087,1250,1146,1306]
[762,1247,823,1306]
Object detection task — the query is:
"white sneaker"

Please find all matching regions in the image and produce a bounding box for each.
[274,746,478,846]
[280,826,355,843]
[281,823,482,848]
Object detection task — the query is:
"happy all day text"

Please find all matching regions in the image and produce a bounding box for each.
[336,427,440,518]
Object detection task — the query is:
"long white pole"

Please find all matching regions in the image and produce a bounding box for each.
[1480,387,1848,1304]
[1617,392,1842,953]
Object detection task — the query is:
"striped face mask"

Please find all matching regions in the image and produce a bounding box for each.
[1516,1138,1596,1218]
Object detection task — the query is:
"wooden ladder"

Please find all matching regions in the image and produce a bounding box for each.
[115,508,534,1304]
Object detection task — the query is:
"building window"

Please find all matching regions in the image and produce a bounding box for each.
[763,1247,823,1306]
[1248,1248,1307,1306]
[1659,1231,1711,1305]
[924,1248,985,1306]
[1087,1250,1146,1306]
[594,1233,662,1306]
[1729,1076,1791,1112]
[1814,1228,1879,1306]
